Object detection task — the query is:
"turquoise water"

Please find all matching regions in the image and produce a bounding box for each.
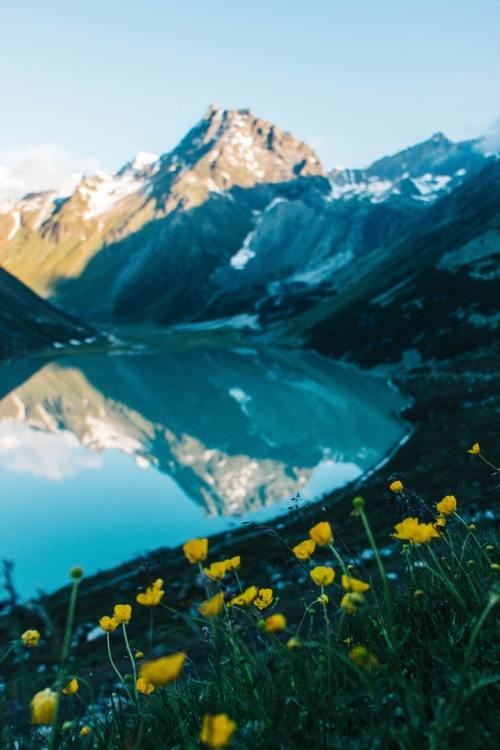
[0,338,407,596]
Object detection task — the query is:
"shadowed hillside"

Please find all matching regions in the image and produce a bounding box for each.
[0,267,95,360]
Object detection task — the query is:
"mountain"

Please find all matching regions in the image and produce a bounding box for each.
[330,132,488,204]
[0,107,491,330]
[0,267,96,361]
[296,159,500,367]
[0,105,322,303]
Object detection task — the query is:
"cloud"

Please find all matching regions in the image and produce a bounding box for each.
[0,422,102,480]
[0,144,100,202]
[478,117,500,154]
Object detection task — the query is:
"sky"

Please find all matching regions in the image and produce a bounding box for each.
[0,0,499,200]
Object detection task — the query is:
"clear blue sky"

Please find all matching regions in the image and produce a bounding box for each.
[1,0,499,178]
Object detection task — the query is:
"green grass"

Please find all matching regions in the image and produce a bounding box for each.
[1,456,499,749]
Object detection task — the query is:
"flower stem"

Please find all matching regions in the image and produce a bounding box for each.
[0,644,15,664]
[49,576,81,750]
[106,632,133,703]
[122,623,139,705]
[328,544,349,576]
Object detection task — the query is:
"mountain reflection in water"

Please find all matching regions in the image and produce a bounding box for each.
[0,340,407,595]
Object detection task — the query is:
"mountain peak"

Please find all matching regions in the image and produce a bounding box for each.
[203,102,222,119]
[430,131,448,143]
[152,105,325,211]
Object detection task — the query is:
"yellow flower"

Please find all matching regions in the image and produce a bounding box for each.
[389,480,404,493]
[392,517,440,544]
[136,677,155,695]
[392,517,419,541]
[412,523,441,544]
[491,563,500,571]
[135,650,144,661]
[229,586,258,607]
[139,653,186,687]
[80,726,91,737]
[136,579,165,606]
[340,592,365,614]
[413,589,425,599]
[31,688,57,725]
[253,588,273,610]
[20,629,40,647]
[223,556,241,572]
[308,521,333,546]
[287,636,301,650]
[317,593,329,604]
[113,604,132,625]
[261,613,287,633]
[468,442,480,454]
[62,678,79,695]
[436,495,457,515]
[349,645,379,669]
[204,562,227,581]
[200,713,237,748]
[434,515,447,529]
[183,537,208,564]
[198,592,225,618]
[341,575,370,593]
[485,545,495,552]
[343,636,354,646]
[292,539,316,561]
[310,566,335,586]
[99,615,118,632]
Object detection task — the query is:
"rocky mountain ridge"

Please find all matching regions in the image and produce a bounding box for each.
[0,106,496,339]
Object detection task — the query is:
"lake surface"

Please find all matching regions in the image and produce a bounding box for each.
[0,336,407,597]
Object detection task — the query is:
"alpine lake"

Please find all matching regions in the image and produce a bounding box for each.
[0,328,408,597]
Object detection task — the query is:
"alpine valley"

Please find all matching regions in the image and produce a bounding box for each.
[0,105,499,596]
[0,104,498,362]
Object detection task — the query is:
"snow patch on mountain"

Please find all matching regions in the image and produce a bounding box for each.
[132,151,158,169]
[6,210,20,241]
[230,198,289,270]
[79,174,144,220]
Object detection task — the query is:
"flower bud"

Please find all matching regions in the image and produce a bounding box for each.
[353,496,365,509]
[70,566,84,580]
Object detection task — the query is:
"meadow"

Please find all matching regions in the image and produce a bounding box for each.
[0,440,498,749]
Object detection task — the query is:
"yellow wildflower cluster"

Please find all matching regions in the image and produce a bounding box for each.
[204,556,240,580]
[139,652,186,687]
[199,591,225,618]
[99,603,132,632]
[16,454,497,748]
[183,537,209,563]
[200,713,237,748]
[136,578,165,606]
[62,678,79,695]
[20,629,40,647]
[393,517,441,544]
